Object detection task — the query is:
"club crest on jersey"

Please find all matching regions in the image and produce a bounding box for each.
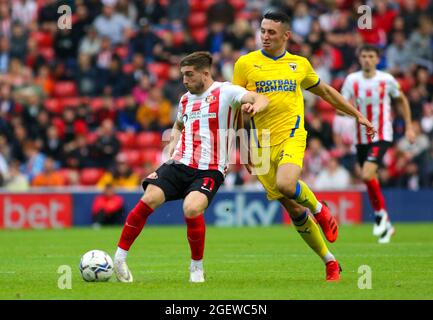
[289,63,297,71]
[205,94,217,103]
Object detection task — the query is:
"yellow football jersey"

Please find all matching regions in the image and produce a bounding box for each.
[233,50,320,147]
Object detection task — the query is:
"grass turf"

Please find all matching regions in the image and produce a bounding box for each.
[1,223,433,300]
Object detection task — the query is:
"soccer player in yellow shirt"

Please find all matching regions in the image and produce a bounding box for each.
[233,11,375,281]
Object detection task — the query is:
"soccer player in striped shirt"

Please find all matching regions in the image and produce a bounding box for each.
[113,51,269,283]
[341,44,415,243]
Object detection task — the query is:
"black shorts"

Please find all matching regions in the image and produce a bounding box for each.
[142,160,225,204]
[356,141,392,167]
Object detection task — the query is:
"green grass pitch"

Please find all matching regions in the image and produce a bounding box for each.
[1,224,433,300]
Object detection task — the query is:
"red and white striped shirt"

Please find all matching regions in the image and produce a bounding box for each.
[172,81,247,175]
[341,70,400,144]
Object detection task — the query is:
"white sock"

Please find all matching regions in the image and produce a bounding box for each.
[374,209,387,217]
[190,259,203,269]
[322,251,335,264]
[115,247,128,262]
[314,202,323,215]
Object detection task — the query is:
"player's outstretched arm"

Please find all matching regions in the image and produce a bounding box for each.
[168,120,184,158]
[395,90,416,143]
[308,81,376,137]
[240,92,269,116]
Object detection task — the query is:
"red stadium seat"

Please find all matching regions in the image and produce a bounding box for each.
[44,98,62,114]
[115,45,129,60]
[140,148,161,165]
[115,97,126,110]
[59,96,81,109]
[39,47,55,61]
[172,31,185,47]
[188,12,207,29]
[32,31,53,49]
[147,62,170,80]
[58,169,79,185]
[136,132,162,148]
[122,63,134,74]
[202,0,216,10]
[86,132,98,144]
[53,81,77,98]
[116,132,136,149]
[189,0,205,12]
[118,150,142,167]
[190,28,208,45]
[230,0,246,11]
[90,98,104,112]
[79,168,105,186]
[316,99,334,112]
[331,78,344,91]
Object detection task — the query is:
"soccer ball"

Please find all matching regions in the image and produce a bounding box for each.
[79,250,114,282]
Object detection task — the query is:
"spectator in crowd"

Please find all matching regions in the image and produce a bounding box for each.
[0,36,10,74]
[92,184,125,228]
[20,140,46,182]
[131,18,161,61]
[31,156,65,187]
[136,0,167,25]
[304,137,330,178]
[386,32,410,74]
[63,134,95,169]
[162,65,185,107]
[4,160,29,191]
[74,53,99,96]
[136,86,172,131]
[42,125,63,162]
[9,22,28,62]
[207,0,235,26]
[97,154,140,190]
[116,95,140,132]
[94,119,120,169]
[314,155,351,191]
[93,2,132,45]
[79,26,102,58]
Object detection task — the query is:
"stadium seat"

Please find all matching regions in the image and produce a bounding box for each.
[86,132,98,144]
[316,99,334,112]
[202,0,216,10]
[230,0,246,11]
[188,12,207,29]
[116,132,136,149]
[172,31,185,47]
[115,46,129,60]
[136,132,162,148]
[32,31,53,49]
[90,98,104,112]
[44,98,62,114]
[58,169,79,185]
[79,168,105,186]
[115,97,126,110]
[59,97,81,109]
[140,148,161,165]
[331,78,344,91]
[147,62,170,80]
[122,63,134,74]
[53,81,77,98]
[39,47,55,61]
[189,0,205,12]
[118,150,142,167]
[191,28,208,45]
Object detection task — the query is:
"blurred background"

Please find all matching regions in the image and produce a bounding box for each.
[0,0,432,228]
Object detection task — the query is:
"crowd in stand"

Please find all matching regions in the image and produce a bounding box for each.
[0,0,432,191]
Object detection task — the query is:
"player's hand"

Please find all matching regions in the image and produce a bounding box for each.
[241,103,258,116]
[405,127,416,144]
[357,116,376,139]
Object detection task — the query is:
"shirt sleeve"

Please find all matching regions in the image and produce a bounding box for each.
[232,57,248,87]
[225,84,249,109]
[301,58,320,90]
[341,76,353,100]
[176,96,185,123]
[388,75,401,98]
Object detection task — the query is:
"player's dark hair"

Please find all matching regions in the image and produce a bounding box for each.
[180,51,213,71]
[263,10,290,29]
[358,44,380,56]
